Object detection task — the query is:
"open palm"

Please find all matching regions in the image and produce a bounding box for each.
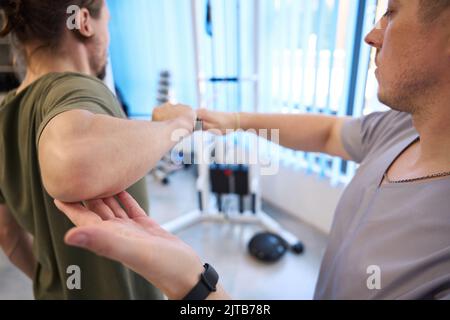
[54,192,204,300]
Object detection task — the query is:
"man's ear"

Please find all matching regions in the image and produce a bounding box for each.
[77,8,95,38]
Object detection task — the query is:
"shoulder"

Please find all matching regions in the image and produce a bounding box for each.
[361,110,412,135]
[37,72,123,117]
[0,90,20,109]
[43,72,114,97]
[356,110,414,143]
[342,110,416,163]
[362,110,417,159]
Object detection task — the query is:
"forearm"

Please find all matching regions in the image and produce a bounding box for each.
[206,285,232,300]
[239,113,349,156]
[8,233,35,279]
[1,229,35,279]
[40,111,190,202]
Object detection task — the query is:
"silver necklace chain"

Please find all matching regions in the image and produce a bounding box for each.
[384,137,450,184]
[384,171,450,184]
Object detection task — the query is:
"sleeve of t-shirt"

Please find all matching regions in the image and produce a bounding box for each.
[340,111,402,164]
[0,188,5,204]
[36,74,124,148]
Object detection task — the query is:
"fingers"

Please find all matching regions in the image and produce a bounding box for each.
[54,200,102,227]
[197,108,210,121]
[103,197,128,219]
[117,192,147,219]
[57,191,148,225]
[197,109,231,134]
[85,199,115,220]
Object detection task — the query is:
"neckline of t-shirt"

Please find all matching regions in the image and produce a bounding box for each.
[378,134,450,189]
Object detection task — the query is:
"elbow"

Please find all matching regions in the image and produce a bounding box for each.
[41,151,99,203]
[43,173,92,203]
[44,176,92,203]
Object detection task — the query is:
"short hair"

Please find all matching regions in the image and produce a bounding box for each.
[419,0,450,23]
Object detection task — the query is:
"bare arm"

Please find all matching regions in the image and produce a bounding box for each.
[39,104,195,202]
[55,192,231,300]
[0,205,35,279]
[198,110,353,161]
[240,113,351,159]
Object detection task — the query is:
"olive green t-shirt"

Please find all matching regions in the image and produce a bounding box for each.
[0,72,162,300]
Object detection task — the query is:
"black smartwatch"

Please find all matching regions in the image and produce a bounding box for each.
[183,264,219,300]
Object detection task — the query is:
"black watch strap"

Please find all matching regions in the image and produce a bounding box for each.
[183,264,219,300]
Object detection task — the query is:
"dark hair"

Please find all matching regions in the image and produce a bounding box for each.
[419,0,450,22]
[0,0,102,48]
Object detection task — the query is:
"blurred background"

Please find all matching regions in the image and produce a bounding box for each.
[0,0,390,300]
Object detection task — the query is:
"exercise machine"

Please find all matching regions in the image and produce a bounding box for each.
[151,70,186,185]
[162,126,304,257]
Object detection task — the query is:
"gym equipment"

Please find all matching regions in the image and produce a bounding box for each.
[162,122,304,261]
[162,0,303,262]
[156,70,171,105]
[151,70,186,185]
[248,232,288,263]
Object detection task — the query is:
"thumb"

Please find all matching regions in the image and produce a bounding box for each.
[64,226,136,266]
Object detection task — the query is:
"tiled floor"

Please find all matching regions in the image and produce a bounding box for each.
[0,168,328,300]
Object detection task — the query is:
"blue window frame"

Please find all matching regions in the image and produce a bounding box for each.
[108,0,384,185]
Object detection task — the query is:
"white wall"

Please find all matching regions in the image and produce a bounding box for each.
[261,164,346,234]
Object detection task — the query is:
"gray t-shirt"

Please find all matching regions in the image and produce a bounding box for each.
[314,110,450,300]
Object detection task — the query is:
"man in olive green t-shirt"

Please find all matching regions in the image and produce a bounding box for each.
[0,72,157,299]
[0,1,195,299]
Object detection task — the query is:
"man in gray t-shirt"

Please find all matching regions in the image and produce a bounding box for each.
[314,111,450,300]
